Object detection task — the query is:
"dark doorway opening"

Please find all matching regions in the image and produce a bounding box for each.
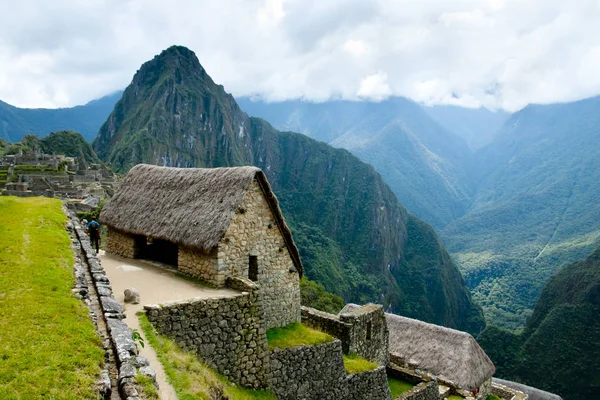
[366,322,372,341]
[249,256,258,281]
[138,237,178,267]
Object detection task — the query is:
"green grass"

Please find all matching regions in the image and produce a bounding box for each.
[266,322,334,350]
[342,353,378,374]
[138,313,276,400]
[448,395,464,400]
[137,372,159,399]
[387,377,414,397]
[0,196,104,399]
[487,395,502,400]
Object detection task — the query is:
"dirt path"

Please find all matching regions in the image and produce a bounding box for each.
[99,251,239,400]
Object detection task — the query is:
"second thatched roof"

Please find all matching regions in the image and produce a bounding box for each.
[100,164,302,276]
[493,379,563,400]
[341,304,495,390]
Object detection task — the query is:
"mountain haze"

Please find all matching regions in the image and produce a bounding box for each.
[423,105,509,150]
[0,91,122,143]
[93,45,485,333]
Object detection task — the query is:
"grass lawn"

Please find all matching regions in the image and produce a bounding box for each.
[342,353,378,374]
[488,395,502,400]
[266,322,334,350]
[388,377,415,397]
[138,313,276,400]
[448,396,465,400]
[0,196,104,399]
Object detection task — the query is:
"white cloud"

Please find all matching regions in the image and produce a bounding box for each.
[342,39,367,56]
[0,0,599,111]
[358,72,392,101]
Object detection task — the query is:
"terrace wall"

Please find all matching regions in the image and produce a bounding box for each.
[144,277,270,389]
[269,339,391,400]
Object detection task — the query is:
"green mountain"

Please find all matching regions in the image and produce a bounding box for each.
[0,91,122,143]
[237,97,475,229]
[478,246,600,400]
[2,131,100,165]
[422,105,509,151]
[442,96,600,329]
[93,45,485,334]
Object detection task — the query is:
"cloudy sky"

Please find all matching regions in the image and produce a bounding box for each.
[1,0,599,111]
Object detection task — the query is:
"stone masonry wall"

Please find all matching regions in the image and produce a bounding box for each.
[105,228,138,259]
[177,246,220,286]
[269,339,392,400]
[340,304,389,366]
[395,382,441,400]
[219,179,300,329]
[301,304,389,366]
[144,278,270,389]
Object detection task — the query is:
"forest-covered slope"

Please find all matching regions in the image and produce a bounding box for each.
[0,92,121,143]
[93,45,485,334]
[237,97,475,229]
[443,96,600,329]
[478,246,600,400]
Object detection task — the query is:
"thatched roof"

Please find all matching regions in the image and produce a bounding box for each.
[493,379,563,400]
[100,164,302,276]
[340,304,495,390]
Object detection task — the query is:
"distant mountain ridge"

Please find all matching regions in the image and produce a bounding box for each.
[92,45,485,334]
[0,91,122,143]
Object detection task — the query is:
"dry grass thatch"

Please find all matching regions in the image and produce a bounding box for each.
[340,304,495,390]
[493,378,563,400]
[100,164,302,276]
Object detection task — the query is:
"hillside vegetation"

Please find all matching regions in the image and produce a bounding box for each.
[443,96,600,329]
[93,45,485,334]
[0,197,104,399]
[478,246,600,400]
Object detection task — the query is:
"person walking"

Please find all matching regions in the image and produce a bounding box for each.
[87,217,101,254]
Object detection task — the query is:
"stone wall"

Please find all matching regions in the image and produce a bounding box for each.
[177,246,220,286]
[301,304,389,365]
[395,382,441,400]
[70,216,156,399]
[340,304,389,365]
[269,339,391,400]
[105,228,139,259]
[144,278,270,389]
[219,179,300,329]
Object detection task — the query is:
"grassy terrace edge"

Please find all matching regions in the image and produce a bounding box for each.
[138,312,276,399]
[0,196,104,399]
[266,322,335,350]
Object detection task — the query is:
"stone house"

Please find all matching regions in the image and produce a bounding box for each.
[100,164,302,329]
